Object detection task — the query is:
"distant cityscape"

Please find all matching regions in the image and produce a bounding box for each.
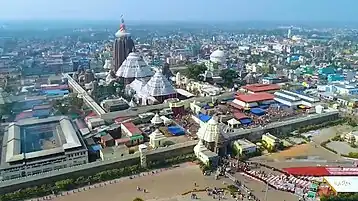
[0,15,358,201]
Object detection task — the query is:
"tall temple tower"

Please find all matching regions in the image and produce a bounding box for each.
[113,16,135,72]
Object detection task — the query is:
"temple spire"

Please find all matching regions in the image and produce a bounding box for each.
[115,14,129,38]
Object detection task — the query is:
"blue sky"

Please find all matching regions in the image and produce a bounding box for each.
[0,0,356,22]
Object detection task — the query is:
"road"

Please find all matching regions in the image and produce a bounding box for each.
[169,65,187,73]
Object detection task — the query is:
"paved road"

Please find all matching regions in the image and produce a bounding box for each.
[169,66,187,72]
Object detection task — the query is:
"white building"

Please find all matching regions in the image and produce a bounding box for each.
[103,59,113,71]
[193,140,218,166]
[318,84,358,96]
[274,90,319,108]
[149,129,167,148]
[0,116,88,180]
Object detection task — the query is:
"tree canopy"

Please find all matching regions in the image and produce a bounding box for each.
[219,69,237,88]
[321,193,358,201]
[183,64,207,80]
[133,198,144,201]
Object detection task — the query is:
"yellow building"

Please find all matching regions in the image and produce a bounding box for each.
[262,133,280,149]
[234,139,257,155]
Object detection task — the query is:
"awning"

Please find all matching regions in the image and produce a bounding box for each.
[130,134,144,141]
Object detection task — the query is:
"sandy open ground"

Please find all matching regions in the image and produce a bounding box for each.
[53,164,226,201]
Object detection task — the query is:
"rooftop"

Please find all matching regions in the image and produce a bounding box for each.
[242,84,280,93]
[235,92,274,103]
[234,139,256,149]
[2,116,82,164]
[121,122,142,135]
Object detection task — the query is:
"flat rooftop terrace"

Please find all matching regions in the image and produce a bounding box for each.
[2,116,82,164]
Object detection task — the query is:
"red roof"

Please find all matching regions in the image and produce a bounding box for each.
[15,111,33,121]
[115,138,130,144]
[121,122,142,135]
[235,92,274,103]
[283,167,329,176]
[74,118,87,129]
[242,84,280,93]
[233,112,249,120]
[85,112,97,121]
[228,102,244,110]
[283,167,358,176]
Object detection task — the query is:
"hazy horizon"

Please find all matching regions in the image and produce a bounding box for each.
[0,0,356,22]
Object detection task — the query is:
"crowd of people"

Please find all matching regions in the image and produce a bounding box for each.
[176,114,200,137]
[230,104,307,128]
[217,157,318,201]
[245,169,311,193]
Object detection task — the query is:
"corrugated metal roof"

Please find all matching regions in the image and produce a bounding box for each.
[235,92,274,103]
[242,84,280,92]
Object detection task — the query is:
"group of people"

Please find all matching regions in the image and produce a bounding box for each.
[176,115,200,136]
[218,157,318,200]
[229,104,307,128]
[217,157,261,201]
[206,187,226,200]
[247,106,303,127]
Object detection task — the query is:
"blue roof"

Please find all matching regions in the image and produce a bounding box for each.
[198,113,211,122]
[250,108,265,115]
[89,144,102,152]
[259,105,269,109]
[239,118,252,125]
[168,126,185,136]
[44,89,69,95]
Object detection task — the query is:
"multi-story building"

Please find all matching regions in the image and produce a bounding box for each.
[0,116,88,180]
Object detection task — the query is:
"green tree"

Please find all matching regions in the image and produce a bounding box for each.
[219,69,237,88]
[212,62,219,70]
[69,95,84,109]
[133,198,144,201]
[55,179,73,190]
[260,65,271,75]
[0,103,13,117]
[183,64,207,80]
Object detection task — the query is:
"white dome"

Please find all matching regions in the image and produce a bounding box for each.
[210,50,226,64]
[151,113,163,125]
[115,29,130,38]
[116,53,154,78]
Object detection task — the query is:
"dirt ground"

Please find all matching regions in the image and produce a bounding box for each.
[253,142,340,162]
[53,164,226,201]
